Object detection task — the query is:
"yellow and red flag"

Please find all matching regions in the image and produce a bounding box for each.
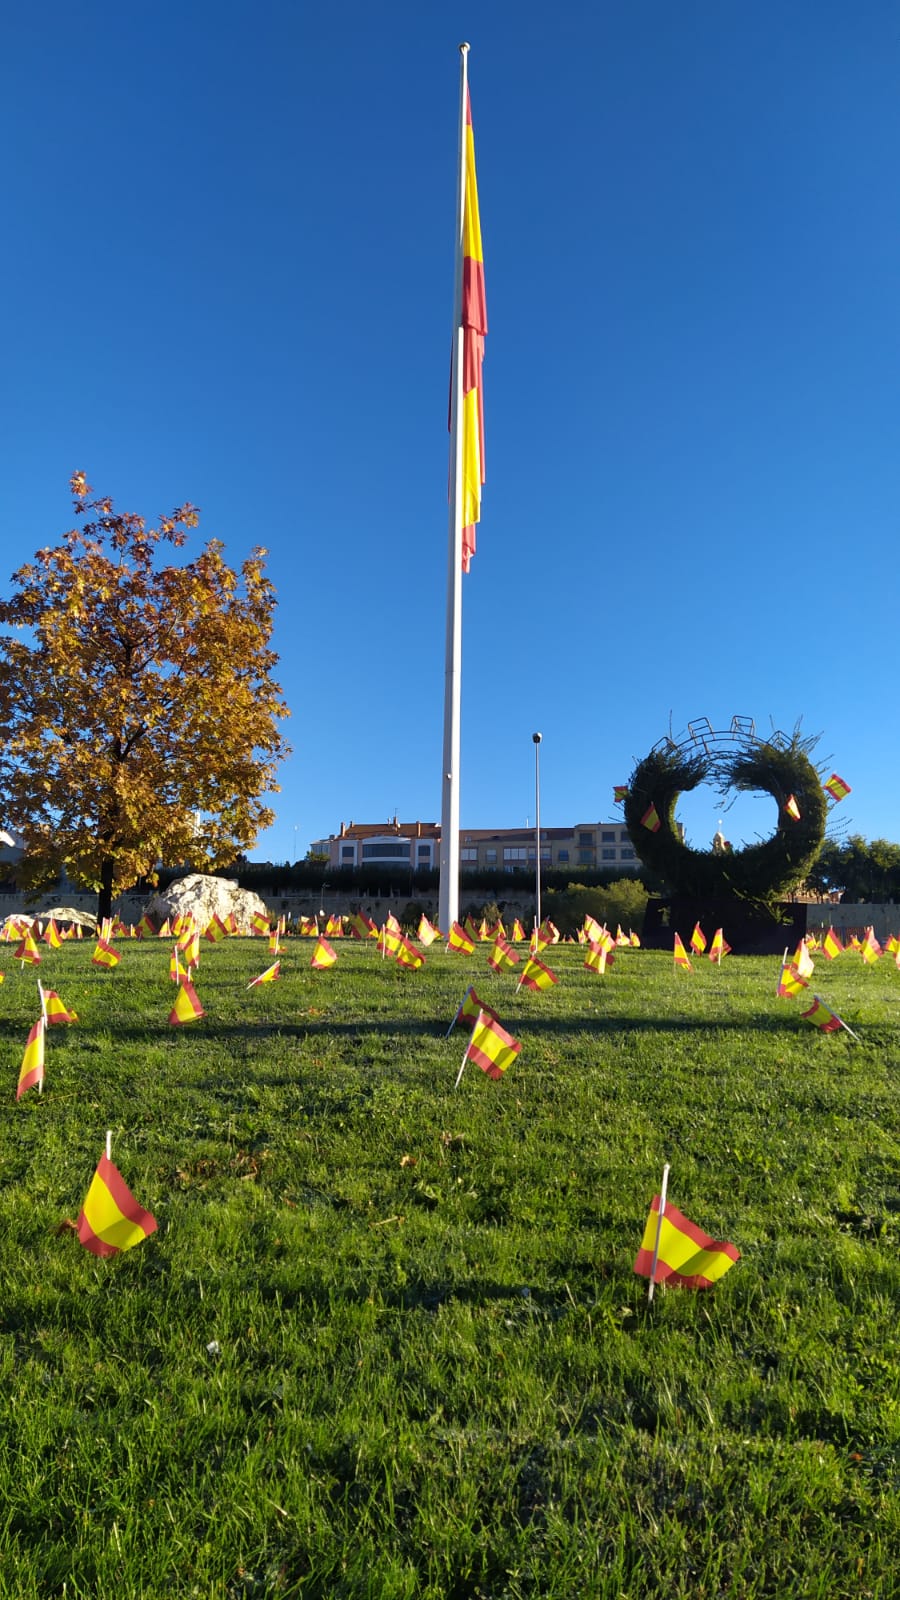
[800,996,847,1034]
[455,82,487,574]
[377,924,402,957]
[386,912,402,934]
[641,803,661,833]
[77,1151,157,1258]
[824,773,851,802]
[43,989,78,1025]
[465,1011,520,1080]
[14,930,42,966]
[91,939,120,969]
[583,941,609,975]
[784,794,801,821]
[792,939,814,979]
[448,922,475,955]
[311,938,337,970]
[634,1196,740,1290]
[42,919,62,949]
[708,928,730,963]
[250,912,270,937]
[777,960,809,998]
[822,926,844,960]
[690,922,707,955]
[860,927,882,965]
[518,955,557,993]
[447,985,499,1032]
[417,915,439,946]
[395,935,424,971]
[248,961,281,988]
[204,913,229,943]
[349,913,377,940]
[168,979,204,1025]
[16,1018,45,1100]
[487,936,519,973]
[510,919,526,943]
[673,934,692,971]
[613,785,629,804]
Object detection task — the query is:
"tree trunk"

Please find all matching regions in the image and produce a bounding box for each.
[98,858,115,926]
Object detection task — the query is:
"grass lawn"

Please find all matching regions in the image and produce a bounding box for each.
[1,934,899,1599]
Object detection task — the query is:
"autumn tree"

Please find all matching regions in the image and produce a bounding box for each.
[0,473,290,921]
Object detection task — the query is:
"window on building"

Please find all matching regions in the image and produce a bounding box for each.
[578,831,594,845]
[578,849,593,864]
[557,849,569,863]
[417,844,431,860]
[340,846,354,861]
[460,848,478,863]
[601,847,616,861]
[485,848,497,864]
[361,842,411,860]
[601,831,615,843]
[504,847,527,861]
[621,847,636,861]
[541,847,551,862]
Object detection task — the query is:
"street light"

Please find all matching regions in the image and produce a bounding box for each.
[533,733,542,934]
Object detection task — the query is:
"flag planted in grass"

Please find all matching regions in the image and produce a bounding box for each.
[168,979,204,1025]
[77,1151,157,1258]
[634,1192,739,1291]
[673,934,692,971]
[487,936,519,972]
[457,1010,520,1085]
[92,939,120,969]
[16,1018,45,1100]
[823,927,844,960]
[800,995,857,1038]
[311,938,337,970]
[448,922,475,955]
[518,955,557,993]
[690,923,707,955]
[248,961,281,988]
[15,931,42,966]
[395,935,424,971]
[42,988,78,1025]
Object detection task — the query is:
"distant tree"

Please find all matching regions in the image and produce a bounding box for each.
[0,474,290,922]
[305,850,329,864]
[808,834,900,903]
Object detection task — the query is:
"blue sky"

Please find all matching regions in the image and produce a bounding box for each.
[2,2,898,863]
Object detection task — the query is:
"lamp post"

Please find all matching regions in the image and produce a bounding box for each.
[533,733,542,934]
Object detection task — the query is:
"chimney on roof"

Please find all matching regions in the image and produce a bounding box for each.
[340,822,345,837]
[417,821,421,837]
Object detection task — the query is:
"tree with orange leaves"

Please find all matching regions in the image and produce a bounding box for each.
[0,474,290,921]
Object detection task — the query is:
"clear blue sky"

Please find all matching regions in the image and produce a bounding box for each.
[3,2,898,862]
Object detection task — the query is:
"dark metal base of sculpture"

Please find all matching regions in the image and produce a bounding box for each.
[643,896,808,956]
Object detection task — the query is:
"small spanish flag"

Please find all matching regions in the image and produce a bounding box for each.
[784,794,801,821]
[311,938,337,970]
[583,941,608,975]
[673,934,692,971]
[690,922,707,955]
[860,927,882,965]
[641,803,661,833]
[91,939,120,969]
[16,1018,45,1100]
[634,1194,740,1290]
[518,956,557,992]
[465,1011,520,1080]
[613,785,629,803]
[43,989,78,1025]
[77,1151,157,1258]
[777,960,808,997]
[248,961,281,988]
[42,919,62,949]
[448,922,475,955]
[487,936,519,972]
[823,927,844,960]
[824,773,851,802]
[395,935,424,971]
[168,979,204,1025]
[800,995,851,1035]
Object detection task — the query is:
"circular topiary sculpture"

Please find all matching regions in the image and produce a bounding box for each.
[624,725,828,912]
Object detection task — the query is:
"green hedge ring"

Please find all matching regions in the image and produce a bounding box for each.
[624,732,828,908]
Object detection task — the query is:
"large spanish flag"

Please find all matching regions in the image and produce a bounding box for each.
[458,87,487,573]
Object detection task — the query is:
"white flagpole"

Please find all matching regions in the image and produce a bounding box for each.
[647,1162,671,1305]
[438,42,470,941]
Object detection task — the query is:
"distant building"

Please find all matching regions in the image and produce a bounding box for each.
[310,817,641,874]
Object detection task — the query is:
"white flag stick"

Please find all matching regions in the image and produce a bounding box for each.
[647,1162,671,1305]
[38,980,47,1023]
[106,1129,112,1161]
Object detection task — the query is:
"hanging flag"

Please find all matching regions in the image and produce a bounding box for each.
[784,794,801,821]
[860,927,882,965]
[448,922,475,955]
[77,1151,157,1258]
[613,786,629,804]
[466,1011,520,1080]
[168,979,204,1025]
[800,996,847,1034]
[91,939,120,969]
[690,923,707,955]
[311,938,338,970]
[452,79,488,574]
[16,1018,45,1100]
[487,936,519,972]
[824,773,851,802]
[43,990,78,1025]
[518,955,557,992]
[777,960,809,998]
[673,934,692,971]
[634,1195,740,1290]
[641,803,661,833]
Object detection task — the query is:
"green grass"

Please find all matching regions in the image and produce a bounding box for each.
[1,935,900,1598]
